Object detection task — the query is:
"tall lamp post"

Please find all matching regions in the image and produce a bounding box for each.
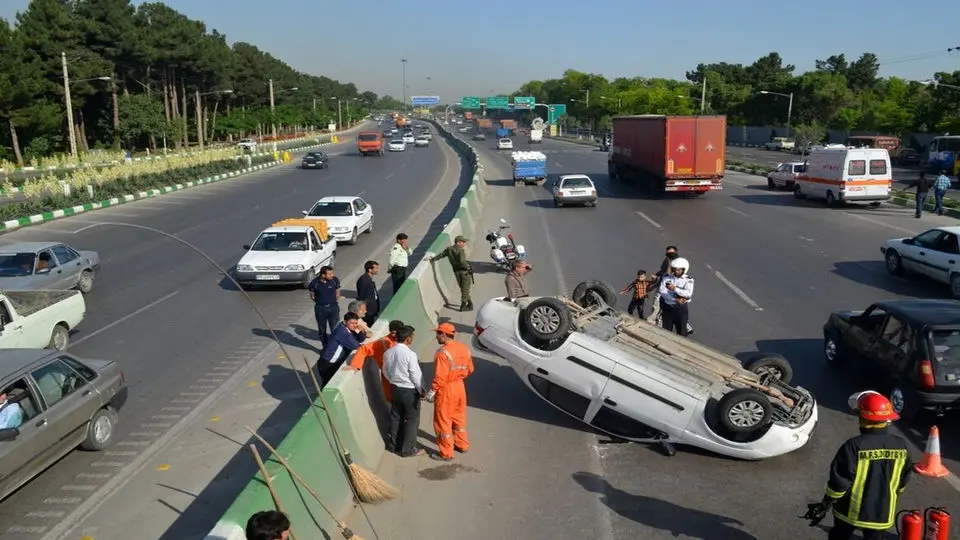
[268,79,298,152]
[401,59,408,111]
[330,97,343,130]
[195,89,233,151]
[599,96,622,112]
[759,90,794,127]
[61,51,111,160]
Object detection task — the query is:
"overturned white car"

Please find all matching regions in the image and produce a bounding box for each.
[474,280,818,460]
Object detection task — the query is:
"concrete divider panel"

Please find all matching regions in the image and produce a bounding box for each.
[377,273,436,353]
[321,370,383,469]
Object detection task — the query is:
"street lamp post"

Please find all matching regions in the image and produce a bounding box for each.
[330,97,342,130]
[61,52,112,159]
[401,59,408,111]
[759,90,794,126]
[268,79,298,152]
[195,89,233,151]
[600,96,622,112]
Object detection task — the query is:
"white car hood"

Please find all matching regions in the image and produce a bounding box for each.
[239,250,309,267]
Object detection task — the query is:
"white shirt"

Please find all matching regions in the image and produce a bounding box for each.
[0,400,23,429]
[659,274,694,306]
[383,342,423,390]
[389,243,412,269]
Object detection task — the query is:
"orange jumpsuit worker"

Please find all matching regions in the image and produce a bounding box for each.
[345,319,405,402]
[425,322,475,461]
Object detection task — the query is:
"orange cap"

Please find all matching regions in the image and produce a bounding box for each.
[433,322,456,336]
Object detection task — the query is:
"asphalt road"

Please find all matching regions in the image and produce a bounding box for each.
[444,132,960,539]
[0,126,454,536]
[726,145,923,188]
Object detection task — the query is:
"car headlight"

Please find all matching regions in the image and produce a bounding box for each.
[284,264,305,271]
[237,264,254,272]
[332,227,349,232]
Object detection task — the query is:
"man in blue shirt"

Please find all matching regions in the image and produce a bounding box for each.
[308,266,341,346]
[316,312,364,386]
[0,389,24,430]
[934,170,952,216]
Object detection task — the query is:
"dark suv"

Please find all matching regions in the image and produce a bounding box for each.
[823,299,960,420]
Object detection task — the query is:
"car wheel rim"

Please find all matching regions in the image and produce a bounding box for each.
[728,400,765,427]
[55,330,67,350]
[80,273,92,290]
[94,415,112,443]
[824,338,837,362]
[886,253,899,272]
[529,306,561,334]
[890,388,905,413]
[951,278,960,297]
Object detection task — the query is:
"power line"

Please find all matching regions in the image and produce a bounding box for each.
[878,46,960,66]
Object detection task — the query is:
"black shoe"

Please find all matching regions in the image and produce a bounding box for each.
[459,303,468,312]
[430,453,454,462]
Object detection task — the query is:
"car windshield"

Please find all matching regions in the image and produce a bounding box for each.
[304,152,324,159]
[391,140,404,145]
[562,178,592,189]
[250,232,309,251]
[501,139,511,143]
[308,202,353,217]
[0,253,35,276]
[358,134,379,141]
[931,330,960,368]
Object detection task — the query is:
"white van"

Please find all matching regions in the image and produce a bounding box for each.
[794,145,892,206]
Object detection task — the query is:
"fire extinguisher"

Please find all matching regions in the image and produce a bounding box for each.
[924,507,951,540]
[898,509,924,540]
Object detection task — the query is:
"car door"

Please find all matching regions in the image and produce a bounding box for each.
[589,362,696,441]
[522,337,617,423]
[927,232,960,285]
[0,300,21,348]
[904,229,946,279]
[33,250,63,289]
[353,198,372,230]
[844,305,887,360]
[874,315,913,377]
[0,377,61,498]
[31,358,100,451]
[52,245,83,289]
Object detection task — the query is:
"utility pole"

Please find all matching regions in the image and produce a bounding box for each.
[313,97,317,112]
[195,89,204,151]
[62,52,78,160]
[111,76,120,148]
[786,92,794,127]
[337,99,343,130]
[269,78,277,152]
[401,59,407,112]
[700,76,707,114]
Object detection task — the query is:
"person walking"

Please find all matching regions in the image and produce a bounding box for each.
[315,312,363,386]
[389,233,413,294]
[911,170,932,218]
[308,265,341,346]
[383,325,426,457]
[430,235,474,311]
[658,257,694,336]
[356,260,380,327]
[620,269,651,318]
[803,391,911,540]
[346,319,405,403]
[504,260,532,300]
[934,170,952,216]
[645,245,679,324]
[425,322,475,461]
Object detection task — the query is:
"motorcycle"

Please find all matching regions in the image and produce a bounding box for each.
[485,218,527,272]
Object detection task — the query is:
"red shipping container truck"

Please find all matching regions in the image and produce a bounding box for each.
[607,115,726,195]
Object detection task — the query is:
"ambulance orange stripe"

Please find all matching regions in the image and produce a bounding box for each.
[798,176,892,187]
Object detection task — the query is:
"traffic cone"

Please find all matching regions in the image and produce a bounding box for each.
[914,426,950,478]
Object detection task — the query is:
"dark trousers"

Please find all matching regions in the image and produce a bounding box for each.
[390,266,408,294]
[916,190,928,217]
[627,298,646,318]
[388,385,421,455]
[660,299,689,336]
[455,270,472,305]
[935,189,947,215]
[314,303,340,345]
[828,520,885,540]
[316,358,342,388]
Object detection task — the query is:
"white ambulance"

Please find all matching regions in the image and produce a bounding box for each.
[793,145,892,206]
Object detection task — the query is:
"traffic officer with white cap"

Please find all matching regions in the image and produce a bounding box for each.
[658,257,693,336]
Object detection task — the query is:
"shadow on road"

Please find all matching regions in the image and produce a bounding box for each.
[830,260,943,299]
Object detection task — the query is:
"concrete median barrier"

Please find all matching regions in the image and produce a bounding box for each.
[203,119,488,539]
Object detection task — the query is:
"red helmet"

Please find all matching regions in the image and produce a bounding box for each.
[856,392,900,422]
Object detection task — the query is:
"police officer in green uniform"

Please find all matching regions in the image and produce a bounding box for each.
[430,235,473,311]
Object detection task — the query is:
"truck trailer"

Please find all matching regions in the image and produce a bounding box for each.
[607,115,726,195]
[511,151,547,187]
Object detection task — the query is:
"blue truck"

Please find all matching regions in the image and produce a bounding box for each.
[511,151,547,186]
[496,127,510,139]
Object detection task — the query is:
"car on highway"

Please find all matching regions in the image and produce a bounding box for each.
[420,131,432,141]
[0,349,126,501]
[299,151,329,169]
[764,137,795,151]
[896,147,920,166]
[0,290,86,351]
[551,174,598,207]
[473,133,486,141]
[766,162,806,190]
[388,140,406,152]
[458,127,470,133]
[881,226,960,297]
[0,242,100,293]
[402,133,416,144]
[389,128,398,135]
[302,196,374,245]
[415,135,430,147]
[497,138,514,150]
[237,138,258,152]
[822,299,960,420]
[474,280,818,459]
[235,220,336,289]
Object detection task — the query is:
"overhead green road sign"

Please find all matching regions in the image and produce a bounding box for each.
[486,96,509,109]
[513,96,535,109]
[547,104,567,124]
[461,96,481,109]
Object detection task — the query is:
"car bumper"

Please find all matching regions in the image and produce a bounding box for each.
[235,270,310,286]
[912,389,960,412]
[839,192,891,202]
[389,147,405,151]
[301,162,326,168]
[327,230,354,241]
[556,194,598,204]
[685,401,819,460]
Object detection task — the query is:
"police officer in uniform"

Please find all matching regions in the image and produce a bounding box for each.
[804,391,912,540]
[430,235,473,311]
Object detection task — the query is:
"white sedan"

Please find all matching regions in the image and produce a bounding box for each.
[302,196,375,245]
[388,140,406,152]
[402,133,416,144]
[881,226,960,297]
[474,280,818,460]
[415,136,430,147]
[497,138,514,150]
[552,174,598,207]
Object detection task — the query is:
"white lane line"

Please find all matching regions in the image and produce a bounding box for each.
[71,291,179,347]
[843,212,918,236]
[384,173,394,180]
[634,211,663,229]
[704,263,763,311]
[725,206,749,217]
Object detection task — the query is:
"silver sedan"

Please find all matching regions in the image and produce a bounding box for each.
[0,242,100,293]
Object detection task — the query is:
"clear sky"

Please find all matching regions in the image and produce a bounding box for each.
[3,0,960,103]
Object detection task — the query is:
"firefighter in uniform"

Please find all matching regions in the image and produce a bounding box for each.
[804,391,912,540]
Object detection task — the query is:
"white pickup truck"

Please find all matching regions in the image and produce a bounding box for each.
[529,129,543,143]
[0,290,86,350]
[234,219,337,289]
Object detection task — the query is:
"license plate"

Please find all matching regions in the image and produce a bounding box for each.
[847,186,864,191]
[684,180,704,185]
[570,190,585,194]
[256,275,280,280]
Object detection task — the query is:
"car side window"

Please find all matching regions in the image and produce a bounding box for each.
[59,356,97,382]
[31,360,87,408]
[934,233,960,254]
[859,307,887,334]
[309,230,321,248]
[37,250,58,270]
[53,246,79,264]
[880,316,913,352]
[914,229,945,248]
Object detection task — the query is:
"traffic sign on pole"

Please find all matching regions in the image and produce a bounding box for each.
[461,96,481,109]
[513,96,535,109]
[486,96,509,109]
[411,96,441,106]
[547,104,567,124]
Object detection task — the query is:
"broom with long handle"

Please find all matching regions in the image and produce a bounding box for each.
[249,444,299,540]
[303,356,399,502]
[248,427,365,540]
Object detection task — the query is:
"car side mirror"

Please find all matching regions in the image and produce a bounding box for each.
[301,210,309,216]
[0,427,20,442]
[902,238,915,246]
[242,245,251,250]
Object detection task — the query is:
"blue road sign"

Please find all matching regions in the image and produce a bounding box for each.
[411,96,441,106]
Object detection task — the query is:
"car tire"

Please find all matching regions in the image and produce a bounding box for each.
[572,280,618,309]
[77,270,94,293]
[885,250,904,276]
[48,323,69,351]
[366,216,374,234]
[348,227,358,245]
[950,273,960,299]
[81,407,118,451]
[823,332,846,365]
[521,297,572,341]
[742,353,794,384]
[767,177,775,190]
[302,269,315,289]
[717,388,772,435]
[826,191,838,207]
[889,385,920,422]
[793,184,806,199]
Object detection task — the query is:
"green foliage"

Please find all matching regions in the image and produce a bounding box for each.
[514,52,960,134]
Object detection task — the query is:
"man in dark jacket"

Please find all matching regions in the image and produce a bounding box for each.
[356,260,380,327]
[316,313,364,386]
[911,170,932,218]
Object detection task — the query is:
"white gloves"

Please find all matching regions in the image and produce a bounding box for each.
[425,390,436,403]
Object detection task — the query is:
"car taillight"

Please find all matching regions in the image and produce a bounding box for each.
[918,360,936,390]
[474,324,484,336]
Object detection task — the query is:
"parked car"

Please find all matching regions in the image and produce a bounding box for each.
[474,280,818,459]
[300,151,329,169]
[766,162,806,190]
[822,299,960,419]
[302,196,374,245]
[551,174,598,207]
[764,137,795,151]
[0,242,100,293]
[0,349,125,501]
[881,226,960,297]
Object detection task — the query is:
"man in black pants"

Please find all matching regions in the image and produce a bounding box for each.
[308,266,341,346]
[382,325,426,457]
[388,233,412,294]
[658,257,694,336]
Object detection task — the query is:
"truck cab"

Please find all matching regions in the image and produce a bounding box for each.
[357,131,384,156]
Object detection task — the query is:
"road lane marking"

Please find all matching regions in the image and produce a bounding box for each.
[705,263,763,311]
[384,173,394,180]
[843,212,918,235]
[725,206,749,217]
[71,291,178,346]
[634,211,662,229]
